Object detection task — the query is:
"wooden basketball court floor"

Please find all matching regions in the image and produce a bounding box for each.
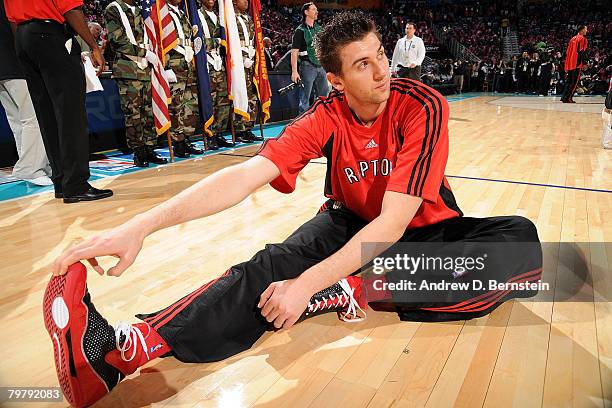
[0,95,610,407]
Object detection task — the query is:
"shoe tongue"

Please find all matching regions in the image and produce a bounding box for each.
[347,277,366,307]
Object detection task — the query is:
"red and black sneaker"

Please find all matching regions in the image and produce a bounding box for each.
[300,276,367,322]
[43,262,123,407]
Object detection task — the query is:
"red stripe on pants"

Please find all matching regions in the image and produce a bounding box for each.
[145,269,232,329]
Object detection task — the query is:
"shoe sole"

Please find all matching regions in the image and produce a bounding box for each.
[43,263,110,407]
[63,192,113,204]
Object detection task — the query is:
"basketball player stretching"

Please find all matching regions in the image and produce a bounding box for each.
[44,11,542,407]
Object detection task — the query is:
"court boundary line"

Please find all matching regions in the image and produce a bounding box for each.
[220,152,612,194]
[445,174,611,194]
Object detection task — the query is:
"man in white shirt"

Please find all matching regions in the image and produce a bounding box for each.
[391,22,426,81]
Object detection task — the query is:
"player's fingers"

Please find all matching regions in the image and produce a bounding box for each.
[107,255,133,277]
[54,248,87,276]
[264,308,280,323]
[86,258,105,276]
[273,315,287,329]
[60,245,111,274]
[53,239,94,275]
[258,284,275,308]
[260,295,279,318]
[53,236,107,275]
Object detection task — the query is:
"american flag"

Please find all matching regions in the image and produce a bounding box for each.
[141,0,177,135]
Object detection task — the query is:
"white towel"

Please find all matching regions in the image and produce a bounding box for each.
[83,55,104,93]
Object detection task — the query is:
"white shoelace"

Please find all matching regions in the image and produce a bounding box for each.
[115,322,150,362]
[336,279,367,323]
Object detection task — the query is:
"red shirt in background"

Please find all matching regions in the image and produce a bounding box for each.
[564,33,588,72]
[4,0,83,24]
[258,78,462,230]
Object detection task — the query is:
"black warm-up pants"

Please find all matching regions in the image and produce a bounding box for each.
[137,200,542,363]
[561,69,580,102]
[15,20,91,196]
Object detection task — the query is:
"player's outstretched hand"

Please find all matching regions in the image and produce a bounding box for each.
[52,223,146,277]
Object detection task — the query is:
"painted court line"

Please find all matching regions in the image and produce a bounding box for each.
[218,153,611,194]
[446,175,612,194]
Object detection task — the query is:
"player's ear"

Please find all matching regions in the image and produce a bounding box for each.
[327,72,344,92]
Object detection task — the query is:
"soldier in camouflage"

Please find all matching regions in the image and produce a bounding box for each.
[233,0,264,143]
[200,0,234,149]
[104,0,167,167]
[166,0,204,158]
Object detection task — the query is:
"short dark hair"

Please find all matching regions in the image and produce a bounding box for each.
[406,22,416,29]
[301,2,314,23]
[577,24,586,33]
[314,11,381,76]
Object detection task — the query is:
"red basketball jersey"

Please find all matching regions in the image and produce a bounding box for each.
[564,34,588,72]
[258,78,462,229]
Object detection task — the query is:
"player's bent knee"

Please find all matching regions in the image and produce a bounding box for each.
[508,215,539,242]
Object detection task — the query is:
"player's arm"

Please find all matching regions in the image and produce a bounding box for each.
[298,191,421,291]
[53,156,280,276]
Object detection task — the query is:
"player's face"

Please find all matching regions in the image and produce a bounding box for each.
[328,32,391,107]
[203,0,215,9]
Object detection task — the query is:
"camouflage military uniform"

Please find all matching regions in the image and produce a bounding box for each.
[166,5,198,142]
[234,11,259,132]
[104,0,156,150]
[201,8,230,137]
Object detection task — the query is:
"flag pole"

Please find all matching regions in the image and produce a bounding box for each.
[258,100,264,140]
[166,130,175,162]
[203,131,209,150]
[230,102,236,143]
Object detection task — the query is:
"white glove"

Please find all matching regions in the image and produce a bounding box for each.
[145,50,158,65]
[184,46,194,63]
[165,69,178,83]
